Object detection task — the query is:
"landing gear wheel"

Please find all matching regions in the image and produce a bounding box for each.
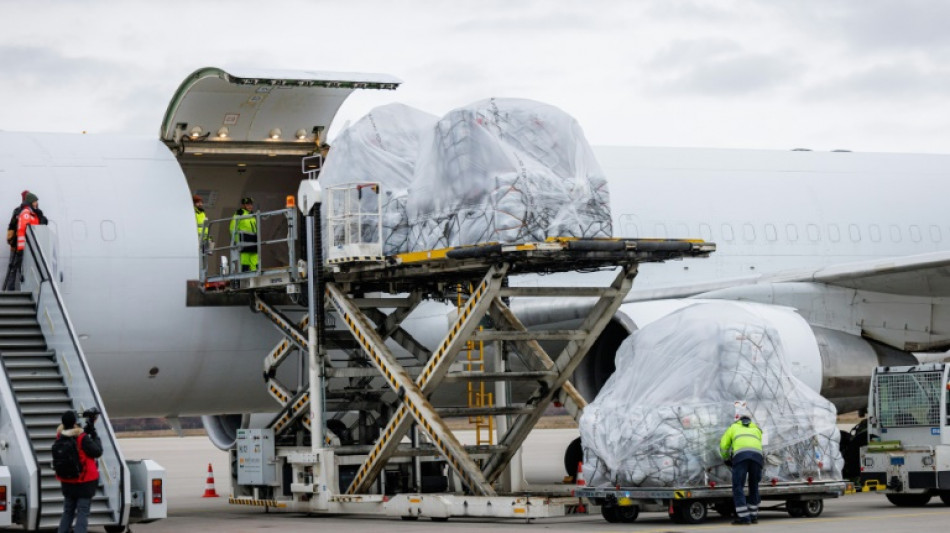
[940,491,950,506]
[430,517,449,522]
[564,437,582,479]
[676,500,707,524]
[400,516,419,521]
[886,493,932,507]
[714,502,736,517]
[104,527,127,533]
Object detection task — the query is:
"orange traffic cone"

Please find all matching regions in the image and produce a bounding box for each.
[576,461,586,487]
[202,463,220,498]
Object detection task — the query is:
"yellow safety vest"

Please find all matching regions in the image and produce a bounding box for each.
[195,208,208,239]
[720,420,763,459]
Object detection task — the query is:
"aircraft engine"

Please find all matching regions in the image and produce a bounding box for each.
[201,413,277,450]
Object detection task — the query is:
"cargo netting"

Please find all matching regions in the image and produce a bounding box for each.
[579,302,843,488]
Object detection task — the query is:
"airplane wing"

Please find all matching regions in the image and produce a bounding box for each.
[622,250,950,302]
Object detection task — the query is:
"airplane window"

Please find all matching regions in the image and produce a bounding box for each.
[743,223,755,241]
[71,221,87,242]
[930,225,942,243]
[869,224,881,242]
[765,224,777,242]
[828,224,840,242]
[849,224,861,242]
[889,225,902,243]
[654,223,668,238]
[619,214,638,238]
[101,220,116,242]
[721,224,734,241]
[699,223,712,241]
[909,225,922,243]
[785,224,798,242]
[807,224,820,242]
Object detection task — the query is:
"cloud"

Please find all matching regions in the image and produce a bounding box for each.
[644,41,801,96]
[776,1,950,52]
[803,62,950,101]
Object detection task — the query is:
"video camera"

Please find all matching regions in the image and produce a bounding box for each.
[81,406,101,434]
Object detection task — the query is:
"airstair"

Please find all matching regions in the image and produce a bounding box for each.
[199,180,716,519]
[0,227,133,531]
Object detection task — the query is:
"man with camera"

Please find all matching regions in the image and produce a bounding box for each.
[55,407,102,533]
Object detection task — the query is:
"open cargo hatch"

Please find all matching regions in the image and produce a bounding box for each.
[163,67,400,287]
[161,66,401,158]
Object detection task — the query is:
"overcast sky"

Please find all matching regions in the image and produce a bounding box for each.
[2,0,948,154]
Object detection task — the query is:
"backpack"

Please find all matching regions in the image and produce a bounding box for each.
[51,434,84,480]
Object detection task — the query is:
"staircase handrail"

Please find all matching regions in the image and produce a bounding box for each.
[21,225,129,528]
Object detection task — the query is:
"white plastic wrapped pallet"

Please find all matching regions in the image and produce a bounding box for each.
[319,103,439,256]
[406,98,612,251]
[579,302,843,488]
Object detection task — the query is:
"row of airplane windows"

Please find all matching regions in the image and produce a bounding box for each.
[626,222,946,244]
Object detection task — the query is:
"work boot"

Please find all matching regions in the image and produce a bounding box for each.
[732,518,751,525]
[751,516,758,524]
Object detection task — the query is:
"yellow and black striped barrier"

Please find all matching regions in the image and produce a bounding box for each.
[229,497,287,508]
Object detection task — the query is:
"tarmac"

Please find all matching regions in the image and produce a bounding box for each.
[114,429,950,533]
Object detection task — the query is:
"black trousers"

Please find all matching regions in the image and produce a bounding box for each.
[3,250,22,291]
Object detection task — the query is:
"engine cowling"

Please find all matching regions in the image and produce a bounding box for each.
[201,413,277,450]
[571,300,917,412]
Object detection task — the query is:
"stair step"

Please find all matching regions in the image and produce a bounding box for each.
[17,393,71,404]
[0,317,39,326]
[0,327,43,336]
[29,429,59,440]
[25,414,63,426]
[3,359,58,370]
[12,383,67,393]
[0,349,56,358]
[7,369,62,380]
[21,403,72,416]
[38,513,115,529]
[0,293,34,305]
[0,338,47,349]
[0,307,35,317]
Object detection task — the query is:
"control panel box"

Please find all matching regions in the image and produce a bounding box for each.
[236,428,277,486]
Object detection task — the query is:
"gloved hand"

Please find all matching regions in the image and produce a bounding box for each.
[724,459,733,468]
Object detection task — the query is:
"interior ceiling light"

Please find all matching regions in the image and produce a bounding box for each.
[295,129,308,140]
[217,127,229,139]
[189,126,203,139]
[269,128,282,140]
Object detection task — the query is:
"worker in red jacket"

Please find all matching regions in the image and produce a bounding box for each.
[3,192,42,291]
[56,410,102,533]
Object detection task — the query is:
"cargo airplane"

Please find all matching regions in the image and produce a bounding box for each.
[1,67,946,468]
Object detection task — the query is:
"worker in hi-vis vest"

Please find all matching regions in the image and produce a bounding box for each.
[229,196,258,272]
[193,194,212,254]
[719,413,764,525]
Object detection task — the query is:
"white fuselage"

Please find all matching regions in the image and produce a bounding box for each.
[2,132,948,417]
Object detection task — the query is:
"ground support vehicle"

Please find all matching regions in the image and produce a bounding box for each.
[199,179,715,521]
[860,363,950,506]
[576,480,851,524]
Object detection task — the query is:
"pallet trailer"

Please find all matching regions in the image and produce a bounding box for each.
[577,480,852,524]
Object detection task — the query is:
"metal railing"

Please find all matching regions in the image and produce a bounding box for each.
[199,207,299,285]
[21,225,129,529]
